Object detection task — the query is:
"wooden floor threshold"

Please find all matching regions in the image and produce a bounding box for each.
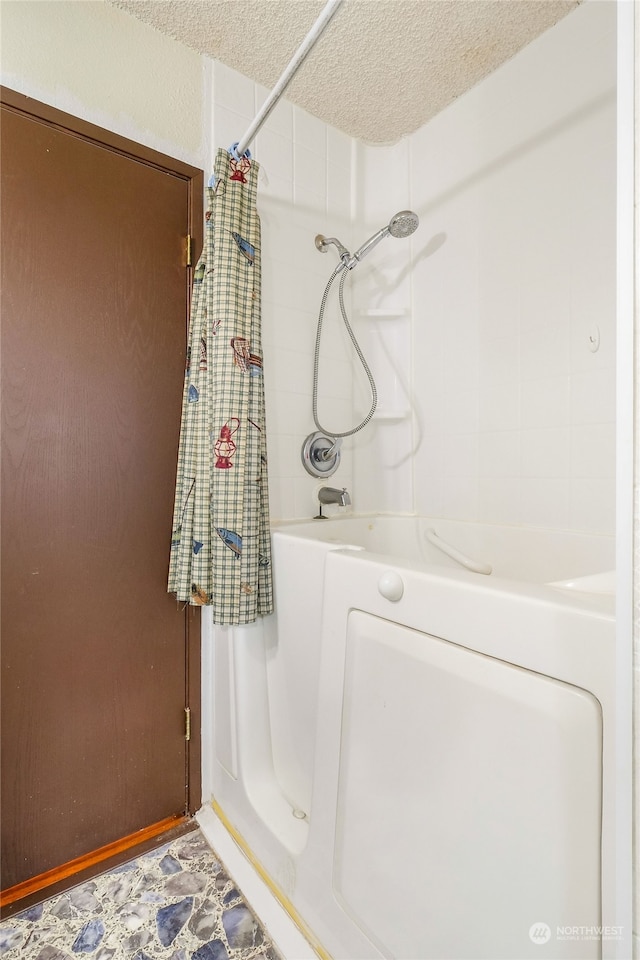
[0,814,193,915]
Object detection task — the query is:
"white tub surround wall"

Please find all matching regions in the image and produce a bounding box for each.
[352,0,616,535]
[349,140,416,516]
[413,0,616,533]
[212,62,357,523]
[0,0,207,169]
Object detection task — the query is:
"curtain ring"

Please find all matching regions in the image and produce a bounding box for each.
[228,142,252,162]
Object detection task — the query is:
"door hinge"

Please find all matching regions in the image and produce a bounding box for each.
[184,707,191,742]
[185,234,192,267]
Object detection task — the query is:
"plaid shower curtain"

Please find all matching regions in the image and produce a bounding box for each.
[168,148,273,624]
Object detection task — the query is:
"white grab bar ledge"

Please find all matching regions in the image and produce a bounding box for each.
[425,527,493,576]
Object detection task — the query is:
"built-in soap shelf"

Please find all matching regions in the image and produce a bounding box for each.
[373,408,411,421]
[355,308,410,320]
[355,308,411,420]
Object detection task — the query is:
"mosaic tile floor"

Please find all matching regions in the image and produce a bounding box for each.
[0,828,283,960]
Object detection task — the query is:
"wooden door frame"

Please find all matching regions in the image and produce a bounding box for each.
[0,85,204,820]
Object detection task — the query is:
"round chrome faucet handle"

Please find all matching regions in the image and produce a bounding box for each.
[302,431,342,478]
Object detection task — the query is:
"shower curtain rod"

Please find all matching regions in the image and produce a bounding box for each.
[232,0,344,159]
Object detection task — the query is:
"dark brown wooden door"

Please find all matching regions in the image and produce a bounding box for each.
[1,92,202,890]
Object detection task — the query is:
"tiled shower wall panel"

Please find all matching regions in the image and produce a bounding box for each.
[391,0,616,534]
[212,62,357,521]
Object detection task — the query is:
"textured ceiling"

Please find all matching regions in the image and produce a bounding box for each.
[108,0,580,144]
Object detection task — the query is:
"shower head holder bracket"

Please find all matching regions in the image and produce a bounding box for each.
[301,431,342,478]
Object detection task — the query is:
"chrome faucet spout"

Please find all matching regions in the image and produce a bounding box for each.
[318,486,351,507]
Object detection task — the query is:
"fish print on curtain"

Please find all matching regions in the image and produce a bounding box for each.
[168,147,273,624]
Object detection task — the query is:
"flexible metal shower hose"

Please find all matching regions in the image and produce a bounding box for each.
[312,263,378,438]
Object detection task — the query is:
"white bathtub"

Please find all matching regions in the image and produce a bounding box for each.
[205,515,619,960]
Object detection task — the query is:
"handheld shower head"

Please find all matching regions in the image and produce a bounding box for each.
[350,210,419,266]
[388,210,420,239]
